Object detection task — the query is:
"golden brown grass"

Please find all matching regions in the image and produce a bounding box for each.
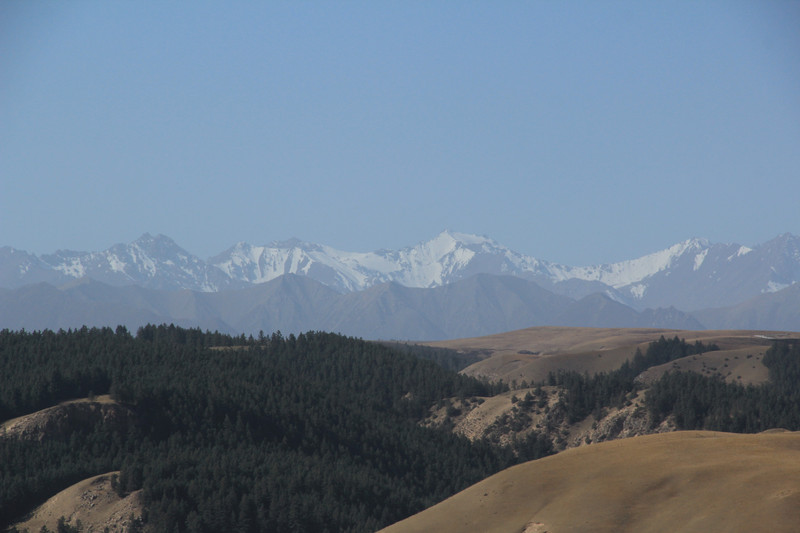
[11,472,143,533]
[0,395,117,435]
[425,327,800,384]
[380,430,800,533]
[639,347,771,385]
[0,395,132,442]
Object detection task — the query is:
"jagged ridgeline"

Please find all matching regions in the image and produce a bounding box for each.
[0,326,517,532]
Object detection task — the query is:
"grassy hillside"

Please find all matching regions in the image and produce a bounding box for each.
[380,430,800,533]
[11,472,143,533]
[424,331,800,453]
[426,326,800,384]
[5,325,800,532]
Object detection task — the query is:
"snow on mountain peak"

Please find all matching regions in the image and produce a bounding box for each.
[5,232,800,312]
[433,229,494,247]
[693,249,708,271]
[206,231,519,292]
[554,238,711,289]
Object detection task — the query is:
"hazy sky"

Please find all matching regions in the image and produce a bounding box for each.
[2,1,799,265]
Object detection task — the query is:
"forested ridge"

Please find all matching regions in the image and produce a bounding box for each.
[547,335,800,434]
[1,326,518,532]
[4,327,800,532]
[646,340,800,432]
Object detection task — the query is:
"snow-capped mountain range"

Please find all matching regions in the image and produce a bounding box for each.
[209,231,555,293]
[2,230,799,312]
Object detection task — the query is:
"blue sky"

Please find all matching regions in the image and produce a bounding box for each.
[2,1,798,265]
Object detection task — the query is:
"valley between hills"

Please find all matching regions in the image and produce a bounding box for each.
[3,325,800,532]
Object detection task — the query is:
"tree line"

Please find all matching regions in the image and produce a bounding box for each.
[546,334,800,434]
[547,336,719,423]
[646,340,800,431]
[5,327,795,531]
[1,325,519,532]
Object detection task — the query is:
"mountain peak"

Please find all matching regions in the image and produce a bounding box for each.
[132,232,180,247]
[3,232,799,315]
[269,237,304,248]
[266,237,325,253]
[684,237,710,248]
[764,232,800,248]
[125,233,183,255]
[432,230,493,246]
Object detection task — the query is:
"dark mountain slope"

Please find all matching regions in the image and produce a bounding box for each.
[553,293,704,329]
[693,282,800,331]
[0,274,712,340]
[329,275,574,340]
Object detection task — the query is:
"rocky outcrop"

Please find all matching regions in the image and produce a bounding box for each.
[1,397,135,441]
[424,388,677,454]
[568,398,676,448]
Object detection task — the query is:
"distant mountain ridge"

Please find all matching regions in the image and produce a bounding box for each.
[0,233,235,293]
[1,231,799,336]
[208,231,556,293]
[3,231,800,307]
[0,274,705,340]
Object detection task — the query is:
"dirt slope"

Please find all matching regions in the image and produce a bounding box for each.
[380,430,800,533]
[1,395,134,441]
[10,472,144,533]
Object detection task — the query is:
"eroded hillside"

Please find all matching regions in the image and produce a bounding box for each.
[10,473,144,533]
[1,396,134,441]
[421,327,800,456]
[424,387,676,454]
[4,326,800,533]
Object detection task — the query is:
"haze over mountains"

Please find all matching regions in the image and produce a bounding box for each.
[1,231,799,338]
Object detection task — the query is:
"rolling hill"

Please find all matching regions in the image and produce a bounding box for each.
[380,430,800,533]
[424,326,799,384]
[4,325,800,532]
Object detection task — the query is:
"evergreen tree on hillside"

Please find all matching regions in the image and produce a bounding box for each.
[0,325,518,532]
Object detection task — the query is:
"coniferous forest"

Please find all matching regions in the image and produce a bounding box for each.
[645,339,800,432]
[547,336,800,434]
[2,327,800,532]
[0,326,518,532]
